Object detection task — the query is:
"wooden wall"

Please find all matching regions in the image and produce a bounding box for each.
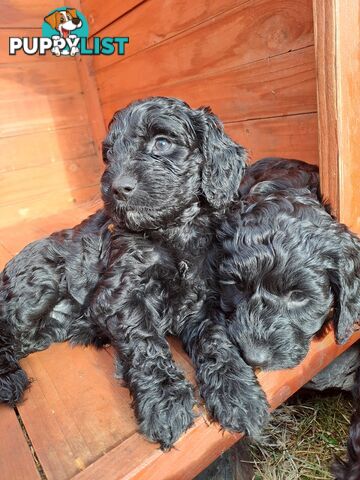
[0,1,104,229]
[81,0,318,165]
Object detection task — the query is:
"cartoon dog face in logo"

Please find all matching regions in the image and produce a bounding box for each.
[44,8,82,38]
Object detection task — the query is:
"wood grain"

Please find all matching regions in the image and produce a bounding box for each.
[76,56,106,165]
[0,405,40,480]
[71,329,360,480]
[0,94,89,138]
[312,0,339,216]
[18,344,137,480]
[2,0,59,28]
[0,126,96,173]
[102,46,316,127]
[80,0,144,36]
[0,155,101,207]
[96,0,314,101]
[90,0,247,71]
[225,113,319,165]
[0,184,100,229]
[0,61,80,100]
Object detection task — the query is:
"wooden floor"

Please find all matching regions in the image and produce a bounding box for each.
[1,204,359,480]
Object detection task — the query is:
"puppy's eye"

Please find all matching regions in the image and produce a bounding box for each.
[153,137,172,153]
[288,290,307,303]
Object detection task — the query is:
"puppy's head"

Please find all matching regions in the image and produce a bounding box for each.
[220,189,360,370]
[101,97,246,231]
[44,9,82,37]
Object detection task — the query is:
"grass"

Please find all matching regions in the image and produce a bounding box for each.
[249,391,353,480]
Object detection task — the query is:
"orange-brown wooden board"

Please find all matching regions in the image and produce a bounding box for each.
[0,204,97,256]
[0,154,102,207]
[312,0,339,216]
[70,329,360,480]
[89,0,248,71]
[96,0,314,98]
[80,0,144,36]
[0,405,40,480]
[225,113,319,165]
[17,344,137,480]
[0,94,89,138]
[0,184,100,229]
[0,126,96,173]
[76,56,106,166]
[0,61,81,101]
[2,0,59,28]
[101,46,316,126]
[335,0,360,234]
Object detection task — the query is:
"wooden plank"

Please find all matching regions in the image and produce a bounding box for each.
[0,184,99,229]
[91,0,247,72]
[334,0,360,233]
[102,46,317,126]
[313,0,360,232]
[96,0,314,99]
[225,113,319,165]
[0,405,41,480]
[72,329,360,480]
[2,0,59,28]
[76,56,106,166]
[0,155,102,207]
[81,0,144,36]
[0,94,89,138]
[312,0,339,216]
[18,344,138,480]
[0,61,81,100]
[0,126,96,173]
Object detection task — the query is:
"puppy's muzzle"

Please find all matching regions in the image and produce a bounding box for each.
[112,175,137,201]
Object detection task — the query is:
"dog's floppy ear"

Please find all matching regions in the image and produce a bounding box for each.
[328,226,360,344]
[66,8,78,19]
[197,107,247,208]
[44,11,59,30]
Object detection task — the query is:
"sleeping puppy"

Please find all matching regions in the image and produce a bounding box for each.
[219,157,360,371]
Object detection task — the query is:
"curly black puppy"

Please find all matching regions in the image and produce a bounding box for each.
[218,157,360,372]
[85,97,269,448]
[0,97,269,449]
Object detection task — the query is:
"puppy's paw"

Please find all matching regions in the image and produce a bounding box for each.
[200,363,269,438]
[138,381,196,450]
[0,368,30,406]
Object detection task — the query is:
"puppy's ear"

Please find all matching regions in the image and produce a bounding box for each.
[44,12,58,29]
[198,107,247,208]
[328,226,360,344]
[66,8,78,18]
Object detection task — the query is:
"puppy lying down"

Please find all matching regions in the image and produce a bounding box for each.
[218,157,360,374]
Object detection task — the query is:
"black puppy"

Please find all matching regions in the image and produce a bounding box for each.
[0,97,269,449]
[218,157,360,372]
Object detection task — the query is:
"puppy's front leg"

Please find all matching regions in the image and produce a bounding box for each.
[181,319,269,437]
[88,263,195,450]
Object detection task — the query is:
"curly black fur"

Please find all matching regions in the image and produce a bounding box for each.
[218,157,360,371]
[0,97,271,449]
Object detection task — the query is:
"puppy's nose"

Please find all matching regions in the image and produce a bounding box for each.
[242,347,269,369]
[72,17,81,25]
[112,176,137,200]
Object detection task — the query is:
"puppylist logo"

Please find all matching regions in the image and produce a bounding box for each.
[9,7,129,57]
